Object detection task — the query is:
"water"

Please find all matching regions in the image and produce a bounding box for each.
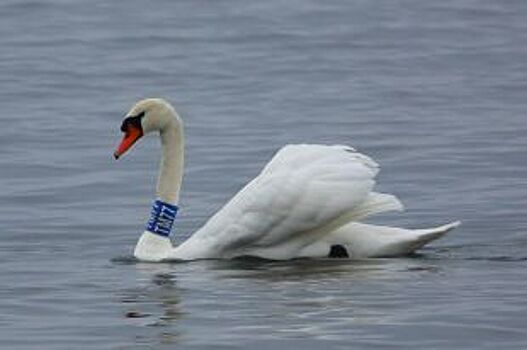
[1,0,527,348]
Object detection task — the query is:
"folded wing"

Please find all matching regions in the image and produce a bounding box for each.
[171,144,401,259]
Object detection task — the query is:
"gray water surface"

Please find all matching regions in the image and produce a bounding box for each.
[1,0,527,349]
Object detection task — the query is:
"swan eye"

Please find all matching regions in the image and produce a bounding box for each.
[120,111,145,132]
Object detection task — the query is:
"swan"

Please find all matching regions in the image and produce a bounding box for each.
[113,98,460,262]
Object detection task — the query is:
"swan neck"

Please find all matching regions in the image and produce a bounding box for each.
[157,119,184,205]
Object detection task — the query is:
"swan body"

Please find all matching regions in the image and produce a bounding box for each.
[114,98,459,262]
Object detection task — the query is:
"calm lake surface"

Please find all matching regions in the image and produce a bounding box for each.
[1,0,526,349]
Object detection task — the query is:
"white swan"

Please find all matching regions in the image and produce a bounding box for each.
[114,98,460,262]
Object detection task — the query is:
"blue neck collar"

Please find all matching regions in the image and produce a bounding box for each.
[146,200,179,237]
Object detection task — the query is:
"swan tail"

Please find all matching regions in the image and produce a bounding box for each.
[409,220,461,246]
[379,220,461,256]
[323,221,461,258]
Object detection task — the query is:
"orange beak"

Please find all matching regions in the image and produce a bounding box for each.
[114,124,143,159]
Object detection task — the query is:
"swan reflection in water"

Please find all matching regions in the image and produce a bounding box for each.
[115,263,185,345]
[112,254,444,346]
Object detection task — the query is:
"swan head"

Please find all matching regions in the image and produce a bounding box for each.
[114,98,180,159]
